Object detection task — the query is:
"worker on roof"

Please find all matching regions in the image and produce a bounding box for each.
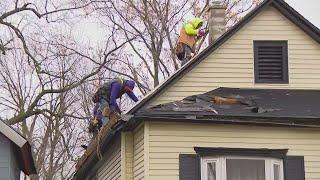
[175,17,206,66]
[89,78,139,134]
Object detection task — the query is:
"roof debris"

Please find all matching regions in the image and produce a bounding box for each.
[139,88,320,119]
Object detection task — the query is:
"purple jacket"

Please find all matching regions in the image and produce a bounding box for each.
[109,80,138,112]
[93,80,139,117]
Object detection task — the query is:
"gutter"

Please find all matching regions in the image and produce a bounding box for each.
[131,114,320,128]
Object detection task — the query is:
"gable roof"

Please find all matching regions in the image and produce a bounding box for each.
[0,120,37,175]
[136,87,320,127]
[74,0,320,177]
[127,0,320,114]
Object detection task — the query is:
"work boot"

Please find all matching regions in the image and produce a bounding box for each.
[88,118,102,134]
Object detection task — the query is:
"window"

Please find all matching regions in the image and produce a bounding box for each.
[254,41,288,83]
[201,156,284,180]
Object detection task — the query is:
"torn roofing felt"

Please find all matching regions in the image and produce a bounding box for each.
[136,88,320,126]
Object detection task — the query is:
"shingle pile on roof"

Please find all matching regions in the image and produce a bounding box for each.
[136,88,320,126]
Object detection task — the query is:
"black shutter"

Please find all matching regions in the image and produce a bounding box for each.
[179,154,201,180]
[254,41,288,83]
[284,156,305,180]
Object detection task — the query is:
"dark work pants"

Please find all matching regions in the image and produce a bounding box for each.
[181,44,193,66]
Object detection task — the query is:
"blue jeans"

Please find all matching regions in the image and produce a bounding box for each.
[98,99,110,125]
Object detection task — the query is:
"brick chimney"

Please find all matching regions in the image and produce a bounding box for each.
[207,1,227,43]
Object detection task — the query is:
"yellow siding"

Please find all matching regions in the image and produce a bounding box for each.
[133,124,145,179]
[97,139,121,180]
[151,6,320,105]
[144,122,150,180]
[121,132,134,180]
[148,122,320,180]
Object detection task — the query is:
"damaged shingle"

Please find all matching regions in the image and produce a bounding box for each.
[139,87,320,119]
[247,107,281,114]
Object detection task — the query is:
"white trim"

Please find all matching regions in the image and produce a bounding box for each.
[202,158,220,180]
[144,122,150,180]
[201,156,284,180]
[120,132,126,180]
[0,120,27,147]
[272,159,284,180]
[123,81,167,114]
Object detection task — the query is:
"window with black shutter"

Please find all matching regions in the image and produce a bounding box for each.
[284,156,305,180]
[254,41,288,83]
[187,148,306,180]
[179,154,201,180]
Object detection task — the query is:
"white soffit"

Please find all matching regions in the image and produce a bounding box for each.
[0,120,27,147]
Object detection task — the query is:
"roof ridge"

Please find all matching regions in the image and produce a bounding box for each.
[126,0,320,114]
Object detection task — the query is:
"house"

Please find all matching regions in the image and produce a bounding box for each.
[0,120,36,179]
[73,0,320,179]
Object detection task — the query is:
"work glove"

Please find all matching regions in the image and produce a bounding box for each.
[198,29,206,37]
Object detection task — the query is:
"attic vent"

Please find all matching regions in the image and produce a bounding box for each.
[254,41,288,83]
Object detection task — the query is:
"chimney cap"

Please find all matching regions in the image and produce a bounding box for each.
[208,1,227,9]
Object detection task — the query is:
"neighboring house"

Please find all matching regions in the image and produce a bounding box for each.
[74,0,320,180]
[0,120,36,179]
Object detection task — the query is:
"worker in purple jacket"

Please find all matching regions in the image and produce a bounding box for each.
[89,78,139,134]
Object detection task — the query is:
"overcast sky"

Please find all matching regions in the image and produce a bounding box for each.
[73,0,320,46]
[285,0,320,28]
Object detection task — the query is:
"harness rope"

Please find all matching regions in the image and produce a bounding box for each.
[96,129,103,160]
[96,124,112,160]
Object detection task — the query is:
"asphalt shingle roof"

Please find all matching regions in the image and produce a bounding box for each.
[138,88,320,121]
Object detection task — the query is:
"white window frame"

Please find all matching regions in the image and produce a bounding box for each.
[201,156,284,180]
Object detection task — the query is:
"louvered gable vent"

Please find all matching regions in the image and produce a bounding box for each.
[254,41,288,83]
